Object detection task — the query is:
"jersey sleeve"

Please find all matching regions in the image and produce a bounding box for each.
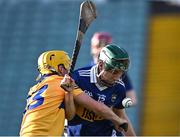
[72,88,83,96]
[114,85,126,109]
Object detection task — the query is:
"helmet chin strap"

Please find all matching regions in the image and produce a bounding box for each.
[96,69,104,78]
[97,69,116,87]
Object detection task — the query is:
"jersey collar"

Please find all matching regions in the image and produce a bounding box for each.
[90,65,108,91]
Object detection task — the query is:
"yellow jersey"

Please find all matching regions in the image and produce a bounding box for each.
[20,74,82,136]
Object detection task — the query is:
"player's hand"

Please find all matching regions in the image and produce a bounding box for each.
[114,119,128,132]
[60,74,75,92]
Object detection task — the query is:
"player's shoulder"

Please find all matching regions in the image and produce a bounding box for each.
[43,75,62,82]
[113,80,126,93]
[116,79,125,87]
[73,65,92,77]
[112,81,126,97]
[37,75,62,90]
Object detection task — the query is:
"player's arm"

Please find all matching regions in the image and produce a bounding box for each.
[73,92,127,132]
[64,92,75,120]
[61,75,76,120]
[113,108,136,136]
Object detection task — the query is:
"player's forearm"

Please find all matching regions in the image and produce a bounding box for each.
[115,108,136,136]
[65,92,75,120]
[60,74,76,120]
[123,115,136,136]
[94,102,126,126]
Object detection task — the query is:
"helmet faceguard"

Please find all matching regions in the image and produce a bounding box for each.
[99,44,130,72]
[38,50,71,75]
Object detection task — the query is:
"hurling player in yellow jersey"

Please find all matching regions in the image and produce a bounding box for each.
[19,50,128,136]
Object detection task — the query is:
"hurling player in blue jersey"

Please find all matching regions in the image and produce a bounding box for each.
[90,32,137,105]
[67,44,136,136]
[90,32,137,136]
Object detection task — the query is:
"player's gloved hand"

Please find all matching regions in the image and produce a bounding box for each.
[119,122,128,132]
[114,119,128,132]
[60,74,75,92]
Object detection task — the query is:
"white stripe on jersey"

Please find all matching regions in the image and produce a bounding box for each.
[78,70,90,75]
[78,70,90,77]
[116,79,125,87]
[78,75,90,77]
[78,66,98,83]
[90,65,97,83]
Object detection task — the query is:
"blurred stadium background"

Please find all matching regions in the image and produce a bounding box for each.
[0,0,179,135]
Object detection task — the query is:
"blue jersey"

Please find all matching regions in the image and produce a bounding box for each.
[67,65,126,136]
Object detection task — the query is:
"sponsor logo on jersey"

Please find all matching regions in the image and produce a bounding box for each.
[84,90,93,97]
[111,94,117,102]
